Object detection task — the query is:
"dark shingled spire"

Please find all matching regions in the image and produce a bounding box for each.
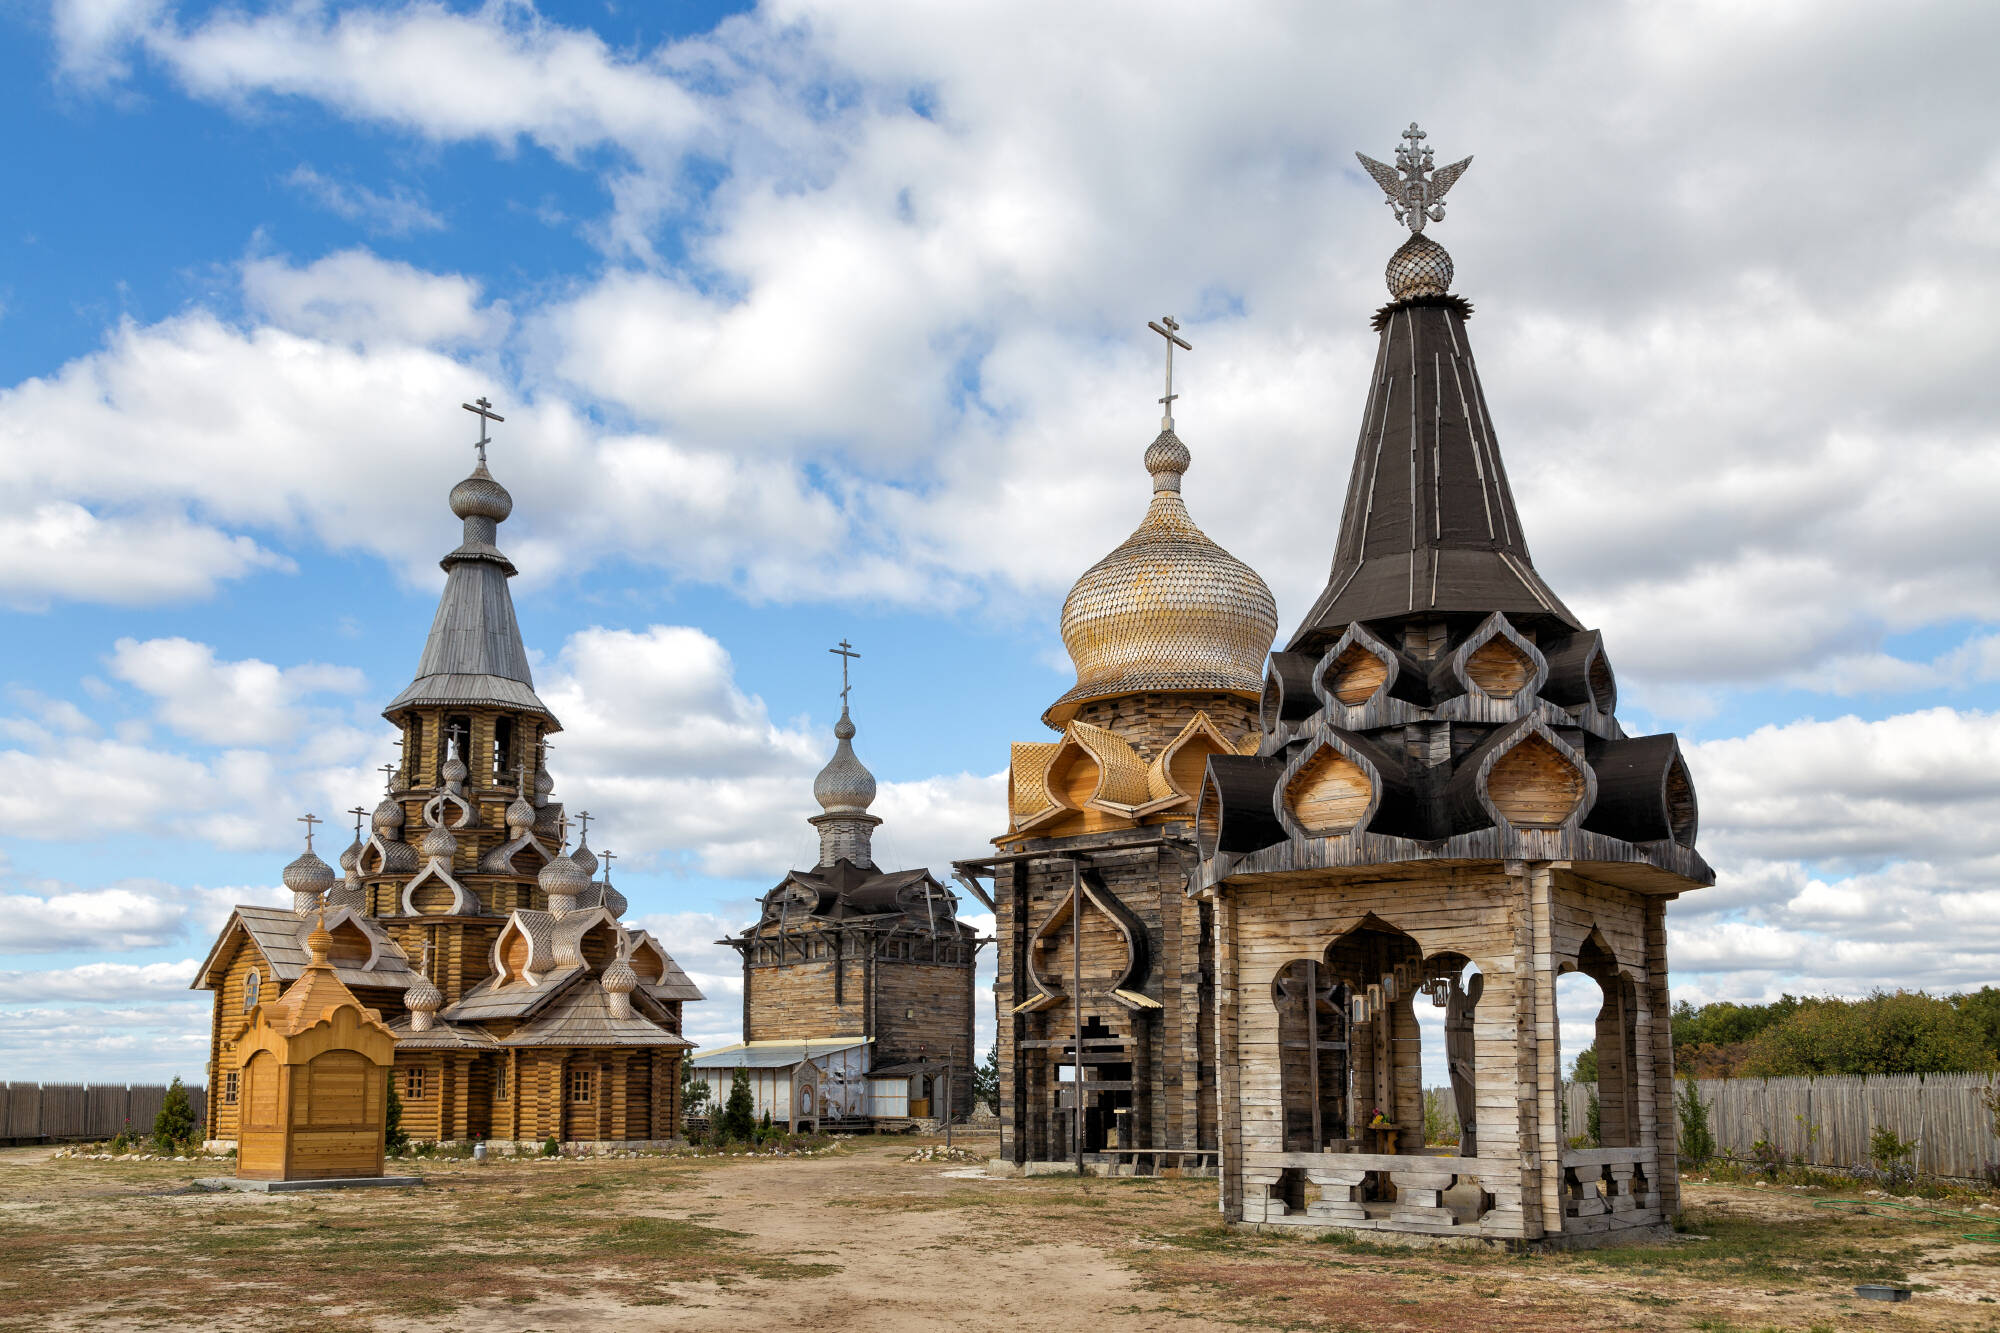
[1287,295,1579,655]
[384,446,554,721]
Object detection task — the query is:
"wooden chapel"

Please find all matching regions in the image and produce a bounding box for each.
[960,315,1278,1174]
[1194,125,1712,1242]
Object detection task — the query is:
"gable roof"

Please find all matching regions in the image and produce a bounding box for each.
[500,978,694,1048]
[194,905,417,993]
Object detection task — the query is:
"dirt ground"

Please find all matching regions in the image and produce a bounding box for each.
[4,1132,1999,1332]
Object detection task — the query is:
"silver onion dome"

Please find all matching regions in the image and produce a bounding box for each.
[571,835,598,880]
[539,850,591,899]
[449,463,514,523]
[812,707,878,814]
[373,793,405,834]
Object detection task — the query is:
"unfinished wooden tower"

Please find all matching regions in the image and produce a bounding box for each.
[196,403,703,1149]
[962,315,1278,1173]
[708,658,984,1126]
[1195,125,1712,1243]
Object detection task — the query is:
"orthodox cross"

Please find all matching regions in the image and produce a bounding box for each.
[348,806,369,841]
[297,812,321,851]
[829,639,860,707]
[461,396,505,466]
[600,848,616,881]
[379,763,399,793]
[1147,316,1191,427]
[576,810,592,841]
[1355,121,1472,234]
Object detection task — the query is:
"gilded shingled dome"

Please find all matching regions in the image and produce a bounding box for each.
[1045,430,1277,728]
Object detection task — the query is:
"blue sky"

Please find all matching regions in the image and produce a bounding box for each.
[3,0,1999,1085]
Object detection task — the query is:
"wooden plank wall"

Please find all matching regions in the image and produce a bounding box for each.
[1565,1074,2000,1181]
[0,1083,208,1141]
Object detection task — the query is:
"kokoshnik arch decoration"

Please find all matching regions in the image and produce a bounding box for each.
[1194,125,1711,1244]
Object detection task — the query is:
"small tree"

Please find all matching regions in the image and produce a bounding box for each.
[1675,1072,1715,1165]
[152,1076,198,1153]
[1585,1088,1602,1148]
[681,1061,712,1129]
[718,1066,756,1143]
[384,1080,408,1155]
[971,1046,999,1115]
[1571,1044,1599,1084]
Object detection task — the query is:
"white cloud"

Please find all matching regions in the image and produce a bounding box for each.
[0,874,283,954]
[108,636,366,746]
[243,249,501,347]
[0,501,288,610]
[283,164,444,236]
[0,958,199,1001]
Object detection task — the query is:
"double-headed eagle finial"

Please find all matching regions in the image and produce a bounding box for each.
[1356,123,1472,235]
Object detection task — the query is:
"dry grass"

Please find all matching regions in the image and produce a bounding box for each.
[2,1136,1997,1332]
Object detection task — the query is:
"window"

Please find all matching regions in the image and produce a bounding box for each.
[243,970,261,1012]
[493,716,514,782]
[224,1071,239,1105]
[568,1068,593,1104]
[405,716,423,784]
[444,715,472,778]
[494,1072,508,1102]
[406,1067,426,1100]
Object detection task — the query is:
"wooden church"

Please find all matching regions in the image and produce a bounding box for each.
[961,316,1278,1173]
[699,662,984,1126]
[1193,125,1712,1242]
[195,405,704,1149]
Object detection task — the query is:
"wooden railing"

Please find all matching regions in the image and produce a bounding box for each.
[1242,1150,1525,1238]
[1559,1145,1661,1232]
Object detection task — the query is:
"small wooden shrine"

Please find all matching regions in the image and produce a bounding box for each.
[235,913,399,1181]
[1194,125,1712,1243]
[712,650,983,1126]
[960,316,1278,1174]
[196,402,703,1149]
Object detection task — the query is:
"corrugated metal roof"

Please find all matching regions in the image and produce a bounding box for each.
[690,1038,869,1069]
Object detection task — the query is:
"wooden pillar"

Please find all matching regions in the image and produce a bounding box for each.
[1177,888,1203,1151]
[1214,887,1243,1220]
[1645,896,1680,1214]
[1507,860,1545,1240]
[1528,862,1564,1236]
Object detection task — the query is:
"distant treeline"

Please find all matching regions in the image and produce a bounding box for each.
[1574,988,2000,1082]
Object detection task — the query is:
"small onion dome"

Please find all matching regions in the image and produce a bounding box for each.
[601,955,638,1017]
[812,708,878,814]
[538,850,590,899]
[421,824,458,860]
[441,748,468,788]
[533,766,554,802]
[571,836,598,879]
[599,879,628,919]
[506,792,536,834]
[406,969,444,1032]
[283,848,336,918]
[1386,232,1453,300]
[374,794,406,834]
[1044,429,1278,728]
[306,919,334,968]
[338,836,363,873]
[449,463,514,523]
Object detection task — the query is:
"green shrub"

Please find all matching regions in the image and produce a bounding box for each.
[1585,1089,1602,1148]
[718,1067,756,1143]
[384,1081,408,1155]
[1869,1125,1916,1186]
[1675,1073,1716,1164]
[541,1135,561,1157]
[151,1076,198,1154]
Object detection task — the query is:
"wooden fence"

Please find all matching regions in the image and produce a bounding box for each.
[1558,1074,2000,1181]
[0,1083,207,1143]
